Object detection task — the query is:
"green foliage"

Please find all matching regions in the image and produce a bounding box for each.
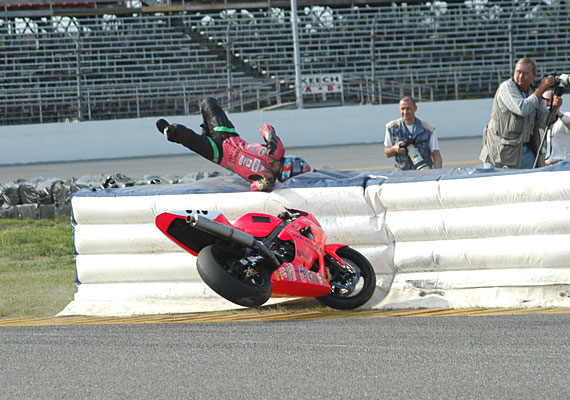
[0,216,76,318]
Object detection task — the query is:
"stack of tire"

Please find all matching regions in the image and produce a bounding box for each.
[0,177,75,219]
[0,171,222,219]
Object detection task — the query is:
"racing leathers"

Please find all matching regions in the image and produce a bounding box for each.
[218,124,285,191]
[157,97,291,192]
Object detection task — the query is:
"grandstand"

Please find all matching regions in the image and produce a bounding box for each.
[1,0,570,125]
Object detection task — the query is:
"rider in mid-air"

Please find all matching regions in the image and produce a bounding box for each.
[156,97,311,192]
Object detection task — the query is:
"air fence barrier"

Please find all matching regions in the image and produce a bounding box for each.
[59,164,570,316]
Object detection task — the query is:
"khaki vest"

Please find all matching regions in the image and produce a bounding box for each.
[386,118,435,170]
[479,84,545,168]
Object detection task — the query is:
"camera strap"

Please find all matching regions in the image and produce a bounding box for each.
[402,120,418,139]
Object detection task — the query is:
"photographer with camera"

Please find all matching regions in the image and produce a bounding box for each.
[384,96,443,170]
[479,57,563,169]
[542,89,570,166]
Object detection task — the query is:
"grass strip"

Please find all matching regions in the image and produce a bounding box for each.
[0,216,76,318]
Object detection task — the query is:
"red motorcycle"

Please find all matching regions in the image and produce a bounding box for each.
[155,208,376,309]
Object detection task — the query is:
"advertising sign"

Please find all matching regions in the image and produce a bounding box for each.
[302,74,343,94]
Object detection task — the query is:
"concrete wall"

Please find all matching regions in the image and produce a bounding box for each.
[0,98,494,165]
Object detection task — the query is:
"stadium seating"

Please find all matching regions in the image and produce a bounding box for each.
[1,1,569,125]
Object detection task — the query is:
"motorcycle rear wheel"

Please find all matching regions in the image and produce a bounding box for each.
[317,246,376,310]
[196,244,272,308]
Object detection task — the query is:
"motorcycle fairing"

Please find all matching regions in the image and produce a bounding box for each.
[277,216,327,269]
[155,210,231,256]
[270,244,353,298]
[270,215,331,297]
[324,244,348,264]
[271,262,331,297]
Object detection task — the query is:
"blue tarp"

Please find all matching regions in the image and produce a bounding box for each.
[71,161,570,198]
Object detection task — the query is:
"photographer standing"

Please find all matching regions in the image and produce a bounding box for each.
[479,57,563,169]
[543,90,570,166]
[384,96,443,170]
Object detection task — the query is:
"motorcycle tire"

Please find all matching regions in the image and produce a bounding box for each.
[196,244,272,308]
[316,246,376,310]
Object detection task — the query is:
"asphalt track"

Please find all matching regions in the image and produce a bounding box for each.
[4,137,570,398]
[1,308,570,399]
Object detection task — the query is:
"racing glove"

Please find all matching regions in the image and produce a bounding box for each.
[251,175,275,192]
[260,123,277,156]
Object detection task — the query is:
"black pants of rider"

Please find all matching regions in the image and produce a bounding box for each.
[171,97,238,163]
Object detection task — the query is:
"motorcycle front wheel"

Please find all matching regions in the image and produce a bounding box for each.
[196,244,272,308]
[317,246,376,310]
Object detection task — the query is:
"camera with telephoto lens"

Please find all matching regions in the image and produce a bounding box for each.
[555,74,570,86]
[552,74,570,97]
[399,138,430,170]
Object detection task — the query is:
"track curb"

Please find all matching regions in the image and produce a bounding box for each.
[2,307,570,327]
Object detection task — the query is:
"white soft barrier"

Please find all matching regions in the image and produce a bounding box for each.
[59,164,570,317]
[367,163,570,309]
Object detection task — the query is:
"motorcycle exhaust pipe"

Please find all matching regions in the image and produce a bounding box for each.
[188,214,255,247]
[188,214,280,268]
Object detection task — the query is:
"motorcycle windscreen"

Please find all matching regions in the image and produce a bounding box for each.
[271,263,331,298]
[155,212,218,256]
